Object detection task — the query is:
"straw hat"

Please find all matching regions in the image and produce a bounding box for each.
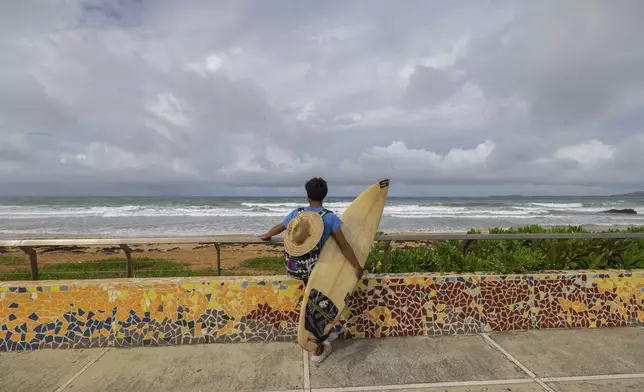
[284,211,325,256]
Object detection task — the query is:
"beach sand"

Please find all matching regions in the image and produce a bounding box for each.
[0,242,281,274]
[0,234,431,276]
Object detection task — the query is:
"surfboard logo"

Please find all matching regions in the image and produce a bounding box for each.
[379,179,390,189]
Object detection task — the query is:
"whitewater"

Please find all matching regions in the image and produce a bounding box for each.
[0,196,643,238]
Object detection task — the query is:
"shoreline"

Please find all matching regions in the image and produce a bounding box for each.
[0,223,640,241]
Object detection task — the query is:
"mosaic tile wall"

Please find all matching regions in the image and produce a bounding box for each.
[1,271,643,351]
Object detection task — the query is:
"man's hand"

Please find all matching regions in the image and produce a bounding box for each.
[258,223,286,241]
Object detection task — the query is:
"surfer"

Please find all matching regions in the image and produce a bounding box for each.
[258,176,363,363]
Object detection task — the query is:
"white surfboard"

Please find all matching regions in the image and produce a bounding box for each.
[297,179,390,352]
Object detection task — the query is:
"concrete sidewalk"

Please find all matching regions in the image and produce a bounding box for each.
[1,328,643,392]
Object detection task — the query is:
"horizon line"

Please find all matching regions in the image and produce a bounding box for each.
[0,192,643,199]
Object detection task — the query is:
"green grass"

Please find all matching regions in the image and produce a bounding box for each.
[0,254,28,266]
[0,255,287,281]
[0,269,32,281]
[0,257,221,281]
[238,256,284,274]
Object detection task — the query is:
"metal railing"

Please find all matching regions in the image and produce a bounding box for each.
[2,232,644,280]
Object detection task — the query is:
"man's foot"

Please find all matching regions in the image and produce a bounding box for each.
[311,341,332,364]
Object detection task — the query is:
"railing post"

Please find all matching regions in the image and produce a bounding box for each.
[19,246,39,280]
[120,244,133,278]
[459,240,471,257]
[381,240,392,273]
[531,239,541,251]
[214,243,221,276]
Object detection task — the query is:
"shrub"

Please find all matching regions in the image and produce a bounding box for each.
[367,225,644,274]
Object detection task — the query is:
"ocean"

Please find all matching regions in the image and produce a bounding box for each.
[1,196,643,239]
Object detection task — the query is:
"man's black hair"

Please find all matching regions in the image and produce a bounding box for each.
[305,177,328,202]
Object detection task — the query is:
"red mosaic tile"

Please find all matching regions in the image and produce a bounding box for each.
[481,279,532,331]
[534,278,589,329]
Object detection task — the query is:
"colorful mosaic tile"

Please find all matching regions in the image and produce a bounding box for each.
[481,277,532,332]
[343,278,427,339]
[0,277,302,351]
[531,273,644,329]
[1,271,643,351]
[424,277,483,335]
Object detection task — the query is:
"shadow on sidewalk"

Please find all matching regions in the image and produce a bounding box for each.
[312,337,380,366]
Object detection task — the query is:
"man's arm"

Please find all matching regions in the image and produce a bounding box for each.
[331,227,364,279]
[259,210,295,240]
[259,223,286,241]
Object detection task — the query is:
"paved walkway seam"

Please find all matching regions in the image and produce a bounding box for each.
[309,378,535,392]
[481,333,555,392]
[303,348,311,392]
[263,389,304,392]
[54,347,110,392]
[263,390,304,392]
[543,373,644,382]
[306,373,644,392]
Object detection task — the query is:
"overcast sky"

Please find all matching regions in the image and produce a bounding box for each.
[2,1,644,197]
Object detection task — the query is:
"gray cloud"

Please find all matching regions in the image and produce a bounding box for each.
[465,1,644,130]
[402,66,458,108]
[1,0,644,196]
